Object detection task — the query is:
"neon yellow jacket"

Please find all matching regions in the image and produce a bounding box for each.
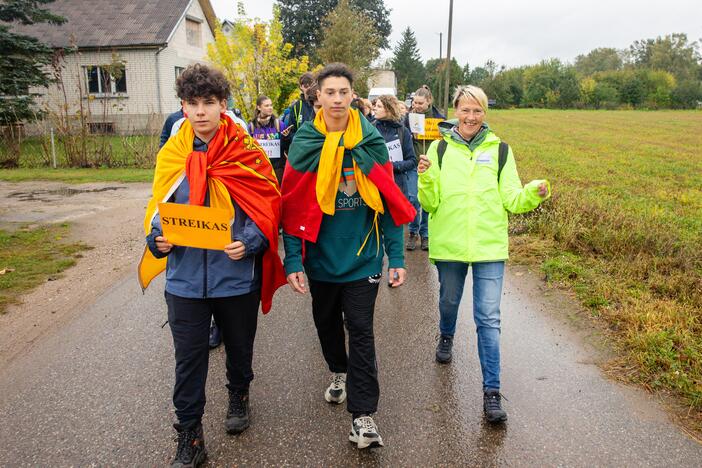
[418,122,550,263]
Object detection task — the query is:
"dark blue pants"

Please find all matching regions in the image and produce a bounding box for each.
[166,290,260,428]
[309,277,380,416]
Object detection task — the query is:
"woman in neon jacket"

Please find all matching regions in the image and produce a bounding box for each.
[417,85,550,423]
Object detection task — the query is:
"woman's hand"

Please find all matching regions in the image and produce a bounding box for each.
[224,241,246,260]
[287,271,307,294]
[417,154,431,174]
[537,182,549,198]
[155,236,173,254]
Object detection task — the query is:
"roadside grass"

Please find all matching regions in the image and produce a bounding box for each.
[0,224,92,313]
[489,110,702,414]
[0,168,153,183]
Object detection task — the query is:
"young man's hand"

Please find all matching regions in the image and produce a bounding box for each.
[287,271,307,294]
[224,241,246,260]
[155,236,174,254]
[388,268,406,288]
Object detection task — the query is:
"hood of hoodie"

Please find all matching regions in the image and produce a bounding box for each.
[438,119,492,152]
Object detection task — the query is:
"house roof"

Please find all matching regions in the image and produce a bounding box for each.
[12,0,218,49]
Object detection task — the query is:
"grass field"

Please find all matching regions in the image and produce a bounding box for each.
[0,167,153,183]
[0,224,91,313]
[486,110,702,413]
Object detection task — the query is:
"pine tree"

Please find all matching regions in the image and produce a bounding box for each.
[391,27,425,98]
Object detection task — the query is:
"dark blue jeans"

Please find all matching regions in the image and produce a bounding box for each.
[436,261,505,391]
[409,197,429,237]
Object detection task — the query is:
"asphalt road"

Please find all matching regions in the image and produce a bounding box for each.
[0,250,699,466]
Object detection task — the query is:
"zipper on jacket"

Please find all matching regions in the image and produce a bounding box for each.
[203,249,208,298]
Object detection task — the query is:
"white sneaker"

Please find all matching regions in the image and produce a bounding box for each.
[349,415,384,449]
[324,372,347,404]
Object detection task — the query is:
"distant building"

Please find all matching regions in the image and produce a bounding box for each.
[14,0,218,134]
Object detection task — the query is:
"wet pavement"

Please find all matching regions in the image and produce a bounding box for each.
[0,251,700,466]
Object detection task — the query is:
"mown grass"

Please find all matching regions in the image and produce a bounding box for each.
[0,224,92,313]
[0,168,153,183]
[487,110,702,414]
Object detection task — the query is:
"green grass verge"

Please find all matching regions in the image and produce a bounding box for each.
[0,168,153,183]
[0,224,92,313]
[490,109,702,411]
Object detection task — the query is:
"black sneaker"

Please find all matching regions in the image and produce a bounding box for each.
[406,233,418,251]
[225,390,250,434]
[483,389,507,423]
[171,423,207,468]
[421,236,429,251]
[208,322,221,349]
[435,335,453,364]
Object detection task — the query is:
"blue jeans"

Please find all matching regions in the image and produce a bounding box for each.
[409,197,429,237]
[436,261,505,391]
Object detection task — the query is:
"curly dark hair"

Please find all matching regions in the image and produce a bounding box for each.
[176,64,230,101]
[317,62,354,88]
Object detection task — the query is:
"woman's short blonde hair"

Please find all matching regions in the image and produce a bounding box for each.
[376,94,402,122]
[452,85,489,112]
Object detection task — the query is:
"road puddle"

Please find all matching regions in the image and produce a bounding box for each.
[7,186,125,202]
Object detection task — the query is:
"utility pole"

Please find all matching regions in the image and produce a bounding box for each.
[442,0,454,115]
[437,32,443,111]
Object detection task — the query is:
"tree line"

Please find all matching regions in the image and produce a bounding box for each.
[391,29,702,109]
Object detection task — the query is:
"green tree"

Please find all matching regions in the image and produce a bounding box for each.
[425,57,463,104]
[207,6,309,121]
[316,0,380,97]
[671,80,702,108]
[391,27,425,98]
[574,47,623,76]
[0,0,65,126]
[523,59,580,108]
[629,33,701,81]
[276,0,391,61]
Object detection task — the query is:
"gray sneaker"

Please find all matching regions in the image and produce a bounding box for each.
[406,233,418,251]
[349,415,384,449]
[435,335,453,364]
[324,372,347,404]
[483,389,508,423]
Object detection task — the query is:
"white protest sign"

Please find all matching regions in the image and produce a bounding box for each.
[258,139,281,159]
[408,113,425,134]
[386,139,403,162]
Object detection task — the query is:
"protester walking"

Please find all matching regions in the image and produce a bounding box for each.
[249,95,290,184]
[404,86,445,251]
[139,64,286,467]
[417,85,550,423]
[281,63,415,449]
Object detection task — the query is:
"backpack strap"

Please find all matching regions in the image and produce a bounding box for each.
[437,139,448,169]
[497,141,509,182]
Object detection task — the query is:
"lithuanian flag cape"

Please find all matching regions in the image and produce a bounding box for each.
[138,113,286,314]
[281,109,415,242]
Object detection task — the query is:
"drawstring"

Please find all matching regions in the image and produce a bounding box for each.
[356,211,380,257]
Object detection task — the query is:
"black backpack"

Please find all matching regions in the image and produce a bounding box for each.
[437,139,510,181]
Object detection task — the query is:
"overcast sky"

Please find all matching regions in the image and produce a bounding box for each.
[210,0,702,68]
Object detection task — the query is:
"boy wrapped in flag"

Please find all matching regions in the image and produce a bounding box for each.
[139,64,285,467]
[282,63,415,449]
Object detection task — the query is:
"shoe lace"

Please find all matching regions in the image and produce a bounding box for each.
[438,336,452,353]
[228,392,246,416]
[174,428,196,461]
[485,392,507,410]
[356,416,377,432]
[331,373,345,389]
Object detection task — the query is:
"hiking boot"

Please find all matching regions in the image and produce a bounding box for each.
[208,322,221,349]
[225,390,250,434]
[435,335,453,364]
[349,415,384,449]
[483,389,508,423]
[406,233,418,251]
[421,236,429,251]
[324,372,347,404]
[171,423,207,467]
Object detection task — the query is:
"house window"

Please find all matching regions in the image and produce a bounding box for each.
[175,66,185,81]
[85,65,127,95]
[186,18,202,47]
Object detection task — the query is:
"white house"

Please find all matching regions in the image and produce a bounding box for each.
[15,0,218,134]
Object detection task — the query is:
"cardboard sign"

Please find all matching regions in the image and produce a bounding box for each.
[158,202,233,251]
[408,113,425,134]
[416,118,443,140]
[386,139,403,162]
[258,139,281,159]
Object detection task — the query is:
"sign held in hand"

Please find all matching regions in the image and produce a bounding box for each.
[158,202,233,251]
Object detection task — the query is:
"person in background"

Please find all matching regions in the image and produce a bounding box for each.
[417,85,550,424]
[305,83,322,116]
[281,72,315,132]
[404,86,445,252]
[372,95,416,201]
[397,101,408,119]
[249,95,290,184]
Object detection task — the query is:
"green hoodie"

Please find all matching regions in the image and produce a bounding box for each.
[417,120,551,263]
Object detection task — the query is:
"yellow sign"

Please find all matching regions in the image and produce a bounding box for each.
[416,118,443,140]
[158,202,233,251]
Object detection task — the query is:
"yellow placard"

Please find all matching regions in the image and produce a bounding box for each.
[158,202,233,251]
[416,118,443,140]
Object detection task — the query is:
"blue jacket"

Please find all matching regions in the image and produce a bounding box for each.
[146,137,269,299]
[159,109,184,148]
[373,119,416,198]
